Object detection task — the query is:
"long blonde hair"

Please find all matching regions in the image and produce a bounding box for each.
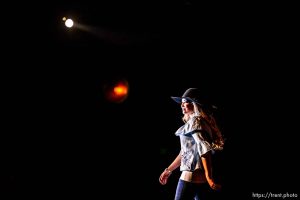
[183,102,225,151]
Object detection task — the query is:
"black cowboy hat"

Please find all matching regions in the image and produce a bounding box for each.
[171,88,217,110]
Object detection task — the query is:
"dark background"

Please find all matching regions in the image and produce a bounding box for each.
[2,1,299,199]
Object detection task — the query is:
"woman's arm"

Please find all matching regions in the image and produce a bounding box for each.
[166,152,181,172]
[159,152,181,185]
[201,152,222,190]
[192,132,222,190]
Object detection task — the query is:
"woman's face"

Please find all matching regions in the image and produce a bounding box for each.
[181,99,194,115]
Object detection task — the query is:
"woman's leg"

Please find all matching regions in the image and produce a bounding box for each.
[175,179,197,200]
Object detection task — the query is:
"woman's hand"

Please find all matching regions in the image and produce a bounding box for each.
[207,178,222,191]
[159,169,172,185]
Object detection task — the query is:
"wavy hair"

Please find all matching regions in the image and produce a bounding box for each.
[182,102,225,151]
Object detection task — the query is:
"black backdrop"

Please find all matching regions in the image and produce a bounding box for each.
[2,1,299,199]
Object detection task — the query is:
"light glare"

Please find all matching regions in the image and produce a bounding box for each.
[65,19,74,28]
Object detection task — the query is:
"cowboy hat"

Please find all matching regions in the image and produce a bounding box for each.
[171,88,217,110]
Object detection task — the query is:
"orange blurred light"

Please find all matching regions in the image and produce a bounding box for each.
[104,80,129,103]
[114,84,128,96]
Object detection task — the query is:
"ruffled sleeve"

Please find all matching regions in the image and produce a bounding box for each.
[175,115,213,156]
[192,132,212,157]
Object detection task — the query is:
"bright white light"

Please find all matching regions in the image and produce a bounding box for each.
[65,19,74,28]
